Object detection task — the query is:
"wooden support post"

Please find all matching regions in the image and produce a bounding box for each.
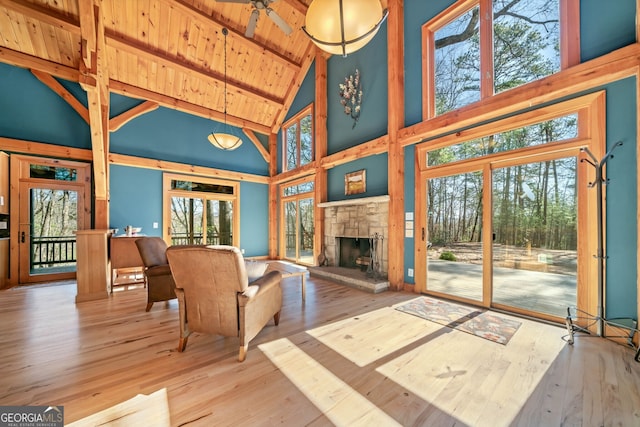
[386,0,406,290]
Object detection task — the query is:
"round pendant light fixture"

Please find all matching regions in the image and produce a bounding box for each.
[302,0,388,57]
[208,28,242,151]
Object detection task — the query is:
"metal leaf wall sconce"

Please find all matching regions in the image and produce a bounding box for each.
[339,68,363,128]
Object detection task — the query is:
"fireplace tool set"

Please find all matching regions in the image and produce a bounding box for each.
[367,233,383,279]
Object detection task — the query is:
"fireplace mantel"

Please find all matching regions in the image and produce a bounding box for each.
[317,195,390,208]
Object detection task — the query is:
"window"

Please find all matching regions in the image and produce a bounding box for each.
[424,0,575,119]
[414,92,604,322]
[282,105,314,172]
[163,174,239,247]
[280,178,315,265]
[427,114,577,166]
[30,165,77,181]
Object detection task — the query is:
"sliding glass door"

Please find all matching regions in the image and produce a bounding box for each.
[492,158,577,317]
[281,179,314,265]
[426,170,483,303]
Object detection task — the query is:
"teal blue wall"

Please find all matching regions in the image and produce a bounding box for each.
[580,0,636,61]
[109,165,269,257]
[110,106,269,176]
[603,77,637,319]
[327,23,389,154]
[327,154,388,201]
[0,63,90,148]
[239,181,270,256]
[110,165,163,236]
[0,62,271,255]
[405,1,455,126]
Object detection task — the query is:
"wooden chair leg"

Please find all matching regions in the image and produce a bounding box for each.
[178,336,188,352]
[238,344,248,362]
[273,311,281,325]
[145,302,153,312]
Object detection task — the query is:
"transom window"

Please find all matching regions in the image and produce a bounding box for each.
[423,0,577,119]
[30,165,77,181]
[427,114,578,166]
[282,104,314,172]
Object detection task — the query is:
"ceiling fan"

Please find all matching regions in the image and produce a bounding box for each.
[218,0,293,38]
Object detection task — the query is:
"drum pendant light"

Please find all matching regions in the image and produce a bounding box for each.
[302,0,388,57]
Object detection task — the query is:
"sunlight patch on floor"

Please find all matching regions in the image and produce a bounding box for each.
[374,317,567,426]
[259,338,401,427]
[306,306,442,367]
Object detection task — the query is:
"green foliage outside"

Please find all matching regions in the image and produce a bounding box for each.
[439,251,457,261]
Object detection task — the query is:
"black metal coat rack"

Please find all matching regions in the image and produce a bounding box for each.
[565,141,640,361]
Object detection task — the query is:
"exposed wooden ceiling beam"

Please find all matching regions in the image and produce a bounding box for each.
[0,0,81,35]
[1,0,300,74]
[281,0,309,16]
[109,80,272,135]
[30,69,90,124]
[110,101,159,132]
[78,0,96,70]
[1,0,292,113]
[106,32,285,109]
[169,0,301,73]
[0,46,79,81]
[242,128,270,163]
[109,152,270,184]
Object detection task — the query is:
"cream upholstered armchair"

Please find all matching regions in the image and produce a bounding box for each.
[166,245,283,362]
[135,237,177,311]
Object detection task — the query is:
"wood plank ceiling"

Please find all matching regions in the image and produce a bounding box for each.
[0,0,315,134]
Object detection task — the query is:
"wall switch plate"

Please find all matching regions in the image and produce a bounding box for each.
[0,195,4,206]
[408,268,414,277]
[153,222,158,229]
[241,249,245,254]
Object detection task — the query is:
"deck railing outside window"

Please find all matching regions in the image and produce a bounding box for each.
[31,235,76,267]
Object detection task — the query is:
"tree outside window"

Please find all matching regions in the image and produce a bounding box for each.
[283,105,314,172]
[426,0,567,117]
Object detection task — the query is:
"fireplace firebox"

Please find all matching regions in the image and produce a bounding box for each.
[337,237,371,270]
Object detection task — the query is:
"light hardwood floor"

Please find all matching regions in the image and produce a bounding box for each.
[1,275,639,426]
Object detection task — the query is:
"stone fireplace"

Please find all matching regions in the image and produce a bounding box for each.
[318,195,389,277]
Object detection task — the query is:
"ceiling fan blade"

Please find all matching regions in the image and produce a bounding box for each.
[265,8,292,35]
[245,9,259,38]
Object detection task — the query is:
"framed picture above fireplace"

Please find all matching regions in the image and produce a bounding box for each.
[345,169,366,195]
